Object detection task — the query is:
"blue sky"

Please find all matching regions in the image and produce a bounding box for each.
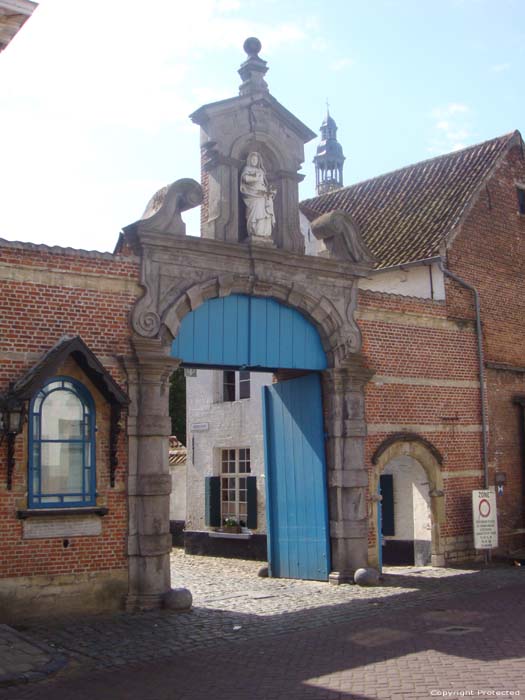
[1,0,523,252]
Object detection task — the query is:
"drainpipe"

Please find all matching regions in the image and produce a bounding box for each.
[438,261,489,490]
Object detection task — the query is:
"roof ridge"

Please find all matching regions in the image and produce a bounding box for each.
[302,131,518,206]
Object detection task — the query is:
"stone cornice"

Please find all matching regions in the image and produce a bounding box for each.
[135,231,372,282]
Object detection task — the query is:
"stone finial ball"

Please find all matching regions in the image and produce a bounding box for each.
[244,37,262,57]
[354,567,380,587]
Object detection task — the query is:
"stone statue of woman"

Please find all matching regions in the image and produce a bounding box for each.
[240,152,276,238]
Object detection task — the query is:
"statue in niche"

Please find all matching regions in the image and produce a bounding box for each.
[240,152,276,238]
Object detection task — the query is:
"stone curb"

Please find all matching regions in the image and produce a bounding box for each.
[0,626,68,688]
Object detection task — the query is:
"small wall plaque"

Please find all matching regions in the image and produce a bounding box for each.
[23,516,102,540]
[191,422,209,432]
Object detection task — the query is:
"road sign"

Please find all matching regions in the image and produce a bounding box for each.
[472,488,498,549]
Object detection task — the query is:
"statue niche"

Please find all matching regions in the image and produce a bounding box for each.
[240,151,276,241]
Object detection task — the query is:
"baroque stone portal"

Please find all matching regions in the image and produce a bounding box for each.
[240,152,276,238]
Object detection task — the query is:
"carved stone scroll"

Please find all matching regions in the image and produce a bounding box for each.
[311,210,376,264]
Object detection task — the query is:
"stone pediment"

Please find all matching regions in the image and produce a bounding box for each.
[190,93,316,144]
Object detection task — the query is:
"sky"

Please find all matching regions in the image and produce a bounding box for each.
[0,0,523,252]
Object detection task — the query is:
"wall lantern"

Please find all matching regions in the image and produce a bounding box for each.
[0,392,26,490]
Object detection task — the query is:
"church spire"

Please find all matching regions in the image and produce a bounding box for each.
[313,106,345,195]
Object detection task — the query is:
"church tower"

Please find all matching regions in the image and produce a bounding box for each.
[313,108,345,195]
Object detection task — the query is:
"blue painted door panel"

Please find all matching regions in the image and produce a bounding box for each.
[262,373,331,581]
[171,295,326,371]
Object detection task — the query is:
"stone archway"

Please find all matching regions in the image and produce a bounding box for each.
[369,434,445,568]
[122,225,375,609]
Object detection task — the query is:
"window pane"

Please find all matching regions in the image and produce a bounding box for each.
[40,442,83,494]
[32,414,40,441]
[41,390,83,439]
[223,371,235,402]
[84,441,91,468]
[239,371,250,399]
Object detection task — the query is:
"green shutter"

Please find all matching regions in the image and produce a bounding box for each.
[246,476,257,529]
[380,474,395,536]
[205,476,221,527]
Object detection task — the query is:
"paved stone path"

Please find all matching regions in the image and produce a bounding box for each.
[0,625,65,688]
[0,551,524,698]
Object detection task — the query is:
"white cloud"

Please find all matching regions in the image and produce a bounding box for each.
[490,62,511,73]
[428,103,472,156]
[330,57,354,72]
[0,0,314,250]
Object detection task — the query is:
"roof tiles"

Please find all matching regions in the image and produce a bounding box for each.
[301,132,519,268]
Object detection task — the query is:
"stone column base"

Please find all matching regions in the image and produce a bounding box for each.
[329,571,353,586]
[125,593,164,613]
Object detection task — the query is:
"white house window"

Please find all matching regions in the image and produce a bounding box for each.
[222,370,250,401]
[221,448,250,524]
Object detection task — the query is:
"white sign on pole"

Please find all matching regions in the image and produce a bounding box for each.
[472,488,498,549]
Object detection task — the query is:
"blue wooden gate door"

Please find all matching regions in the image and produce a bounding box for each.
[262,374,331,581]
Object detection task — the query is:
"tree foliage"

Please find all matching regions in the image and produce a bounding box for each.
[169,367,186,445]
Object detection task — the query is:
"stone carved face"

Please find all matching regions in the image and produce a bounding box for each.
[249,153,260,167]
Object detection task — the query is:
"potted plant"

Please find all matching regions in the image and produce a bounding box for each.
[222,517,241,534]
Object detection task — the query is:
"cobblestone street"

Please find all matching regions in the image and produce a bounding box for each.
[1,550,524,699]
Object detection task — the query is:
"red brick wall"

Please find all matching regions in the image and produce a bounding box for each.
[0,241,140,580]
[361,141,525,557]
[359,290,484,557]
[446,141,525,549]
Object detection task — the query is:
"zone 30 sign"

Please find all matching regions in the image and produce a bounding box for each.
[472,488,498,549]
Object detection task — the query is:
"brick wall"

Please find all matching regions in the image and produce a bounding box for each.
[446,141,525,550]
[359,290,484,561]
[0,240,140,610]
[362,141,525,560]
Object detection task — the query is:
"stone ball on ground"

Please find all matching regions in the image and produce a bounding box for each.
[257,565,269,577]
[163,587,193,611]
[354,568,380,586]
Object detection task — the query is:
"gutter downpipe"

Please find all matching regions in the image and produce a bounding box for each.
[439,261,489,490]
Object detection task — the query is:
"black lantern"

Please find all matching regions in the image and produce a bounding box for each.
[1,394,25,490]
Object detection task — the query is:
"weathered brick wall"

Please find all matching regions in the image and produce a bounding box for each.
[361,142,525,560]
[359,290,484,561]
[0,240,140,590]
[446,142,525,550]
[446,143,525,366]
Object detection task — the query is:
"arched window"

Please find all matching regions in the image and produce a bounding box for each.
[29,377,95,508]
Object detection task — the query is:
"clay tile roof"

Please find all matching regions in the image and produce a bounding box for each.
[301,132,520,269]
[169,436,187,466]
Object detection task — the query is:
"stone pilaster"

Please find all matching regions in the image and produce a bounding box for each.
[322,355,374,583]
[126,337,185,611]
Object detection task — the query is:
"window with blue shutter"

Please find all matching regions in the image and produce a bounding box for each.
[205,476,221,527]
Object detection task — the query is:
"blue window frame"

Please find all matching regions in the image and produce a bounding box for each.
[28,377,96,508]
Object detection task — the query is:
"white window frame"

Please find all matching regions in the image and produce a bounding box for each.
[222,370,250,402]
[220,447,251,524]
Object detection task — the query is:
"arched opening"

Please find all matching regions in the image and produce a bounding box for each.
[380,456,431,566]
[169,293,331,581]
[370,435,446,569]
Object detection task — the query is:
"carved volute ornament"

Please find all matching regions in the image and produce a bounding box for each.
[310,210,376,264]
